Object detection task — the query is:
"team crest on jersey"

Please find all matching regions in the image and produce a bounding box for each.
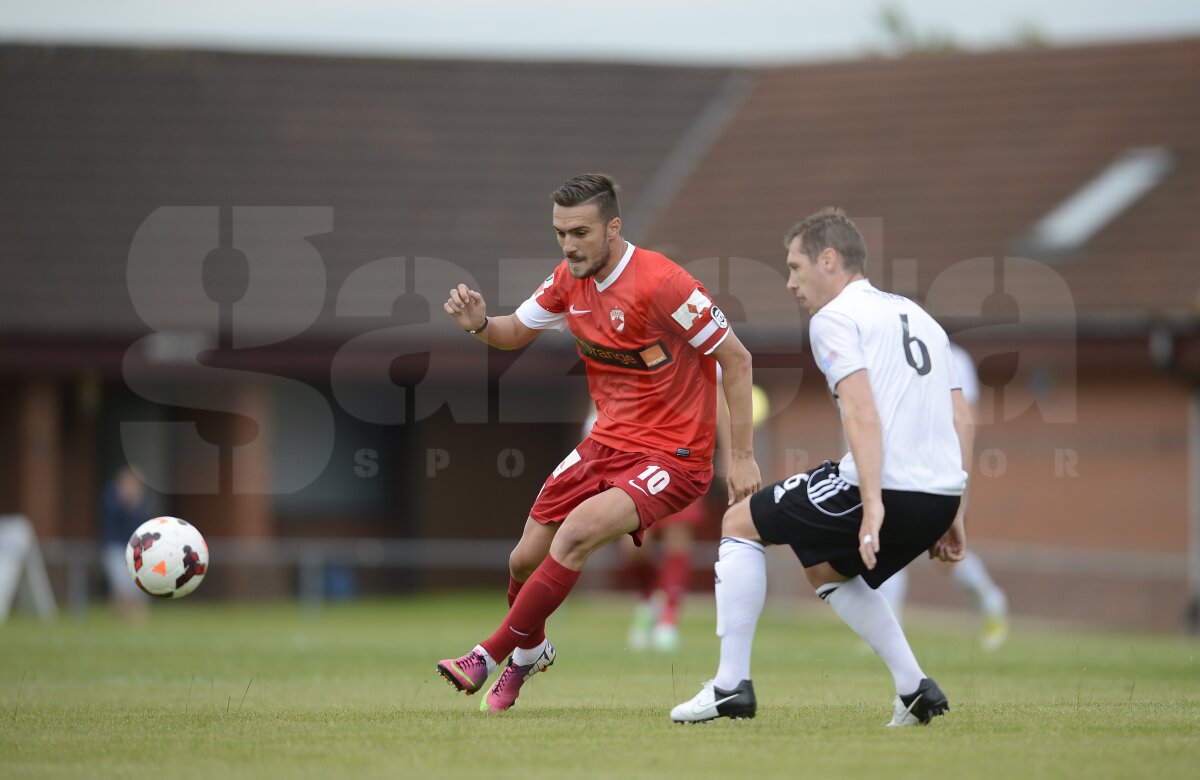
[610,307,625,332]
[671,289,712,329]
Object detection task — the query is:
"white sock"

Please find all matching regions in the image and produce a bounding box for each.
[713,536,766,690]
[817,577,924,695]
[952,553,1007,614]
[512,638,549,666]
[473,644,498,674]
[875,567,909,624]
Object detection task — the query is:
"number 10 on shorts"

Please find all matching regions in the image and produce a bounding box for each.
[634,465,671,495]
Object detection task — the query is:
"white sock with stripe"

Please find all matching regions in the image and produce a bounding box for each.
[713,536,766,690]
[816,576,924,694]
[512,639,549,666]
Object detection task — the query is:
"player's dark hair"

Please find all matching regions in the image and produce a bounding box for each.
[552,174,621,224]
[784,207,867,273]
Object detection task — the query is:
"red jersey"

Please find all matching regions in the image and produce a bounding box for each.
[515,243,730,469]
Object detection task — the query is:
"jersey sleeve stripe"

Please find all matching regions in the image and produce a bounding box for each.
[687,319,720,349]
[515,299,568,331]
[701,327,730,355]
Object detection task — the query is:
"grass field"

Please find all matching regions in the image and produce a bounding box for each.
[1,592,1198,779]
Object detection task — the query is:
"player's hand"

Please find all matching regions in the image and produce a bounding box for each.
[930,512,966,562]
[443,284,488,332]
[858,503,884,570]
[725,451,761,505]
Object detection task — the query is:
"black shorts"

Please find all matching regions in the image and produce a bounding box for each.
[749,461,960,589]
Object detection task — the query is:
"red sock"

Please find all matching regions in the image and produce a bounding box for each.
[507,575,521,607]
[621,557,658,600]
[482,555,580,662]
[507,575,545,649]
[657,552,691,626]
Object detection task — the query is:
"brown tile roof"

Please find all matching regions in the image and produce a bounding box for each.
[4,39,1197,347]
[0,45,736,341]
[645,38,1200,334]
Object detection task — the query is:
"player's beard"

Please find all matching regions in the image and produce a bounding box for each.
[568,234,610,279]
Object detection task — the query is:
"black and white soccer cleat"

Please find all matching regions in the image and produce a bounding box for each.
[671,679,757,723]
[887,677,949,726]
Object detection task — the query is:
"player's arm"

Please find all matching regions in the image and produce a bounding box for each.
[443,283,540,350]
[711,331,762,503]
[836,369,885,569]
[932,388,973,562]
[714,378,732,479]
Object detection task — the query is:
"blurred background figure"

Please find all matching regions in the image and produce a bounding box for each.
[99,466,151,620]
[875,343,1008,650]
[582,404,715,653]
[587,369,765,653]
[621,485,710,653]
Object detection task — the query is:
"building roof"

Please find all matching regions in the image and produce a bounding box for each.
[0,45,737,344]
[645,38,1200,336]
[3,39,1198,357]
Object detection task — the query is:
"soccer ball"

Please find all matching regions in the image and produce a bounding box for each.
[125,517,209,599]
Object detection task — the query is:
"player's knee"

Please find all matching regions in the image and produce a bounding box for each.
[720,498,757,540]
[549,522,595,567]
[508,548,539,581]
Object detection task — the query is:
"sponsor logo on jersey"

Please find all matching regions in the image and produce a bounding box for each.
[569,304,591,314]
[671,289,712,329]
[640,343,669,367]
[610,307,625,332]
[574,335,674,371]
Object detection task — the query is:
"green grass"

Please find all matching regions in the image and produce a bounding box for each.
[1,593,1198,779]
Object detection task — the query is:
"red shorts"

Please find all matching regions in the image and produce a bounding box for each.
[654,494,709,528]
[530,438,712,546]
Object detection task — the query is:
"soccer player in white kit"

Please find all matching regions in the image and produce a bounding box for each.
[672,207,974,726]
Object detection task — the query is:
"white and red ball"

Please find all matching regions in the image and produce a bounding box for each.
[125,517,209,599]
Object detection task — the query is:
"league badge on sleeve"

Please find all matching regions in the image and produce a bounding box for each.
[671,289,713,329]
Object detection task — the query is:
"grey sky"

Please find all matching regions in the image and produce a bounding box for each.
[2,0,1199,63]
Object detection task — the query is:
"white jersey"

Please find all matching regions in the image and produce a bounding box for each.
[809,279,966,496]
[949,342,979,406]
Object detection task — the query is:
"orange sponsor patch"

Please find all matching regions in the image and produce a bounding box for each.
[640,344,668,367]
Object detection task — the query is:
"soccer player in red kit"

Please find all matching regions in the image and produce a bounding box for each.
[439,173,762,712]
